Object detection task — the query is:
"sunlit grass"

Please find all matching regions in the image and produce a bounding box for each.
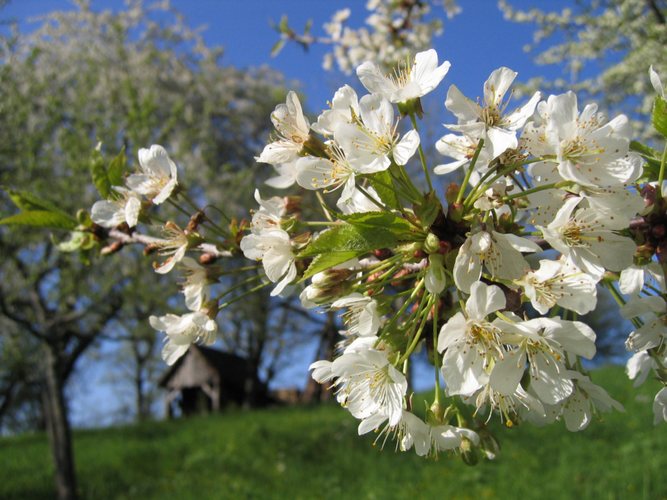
[1,366,666,499]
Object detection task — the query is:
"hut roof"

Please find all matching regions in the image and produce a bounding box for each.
[158,345,250,389]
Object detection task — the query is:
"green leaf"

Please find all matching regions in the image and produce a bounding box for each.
[299,212,416,271]
[338,211,415,240]
[630,140,660,159]
[3,187,73,218]
[653,96,667,138]
[414,191,442,230]
[366,170,400,209]
[90,148,111,199]
[107,147,126,186]
[630,141,663,183]
[301,251,360,280]
[0,210,77,230]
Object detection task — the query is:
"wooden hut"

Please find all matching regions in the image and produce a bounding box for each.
[159,345,260,418]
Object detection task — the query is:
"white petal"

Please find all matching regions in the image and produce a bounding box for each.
[483,67,517,107]
[467,281,506,319]
[393,130,420,165]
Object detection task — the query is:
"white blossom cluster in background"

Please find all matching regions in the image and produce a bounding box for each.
[84,50,667,461]
[274,0,460,74]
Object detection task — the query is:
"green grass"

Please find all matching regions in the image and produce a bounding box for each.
[1,366,666,499]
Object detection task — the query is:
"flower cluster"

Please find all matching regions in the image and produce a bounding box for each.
[82,50,667,461]
[273,0,459,75]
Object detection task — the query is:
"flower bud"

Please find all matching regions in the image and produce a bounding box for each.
[373,248,393,260]
[459,437,479,466]
[424,233,440,254]
[445,183,460,205]
[199,253,218,265]
[186,211,206,232]
[76,209,90,224]
[438,240,451,254]
[144,243,159,256]
[448,202,464,223]
[101,240,124,256]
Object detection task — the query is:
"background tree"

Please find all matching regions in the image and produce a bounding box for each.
[499,0,667,137]
[0,0,288,497]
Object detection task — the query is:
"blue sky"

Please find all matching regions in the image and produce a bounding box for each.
[3,0,576,426]
[5,0,570,115]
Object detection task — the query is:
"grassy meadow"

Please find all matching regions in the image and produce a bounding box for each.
[1,365,666,499]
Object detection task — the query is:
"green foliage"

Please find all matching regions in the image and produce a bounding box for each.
[631,140,663,182]
[3,188,72,218]
[0,187,77,230]
[414,190,441,229]
[653,96,667,138]
[0,366,665,499]
[0,210,77,230]
[501,0,667,139]
[107,148,126,187]
[299,212,417,279]
[89,146,112,199]
[89,146,127,199]
[367,170,400,209]
[301,251,361,280]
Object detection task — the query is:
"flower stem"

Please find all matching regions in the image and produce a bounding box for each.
[659,143,667,198]
[432,298,441,405]
[502,182,561,201]
[409,112,433,192]
[455,138,485,205]
[398,294,433,364]
[216,273,263,300]
[218,280,271,310]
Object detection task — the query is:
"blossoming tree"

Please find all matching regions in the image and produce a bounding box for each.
[6,46,667,462]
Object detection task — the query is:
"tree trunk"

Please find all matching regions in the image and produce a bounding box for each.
[134,364,147,422]
[42,346,78,500]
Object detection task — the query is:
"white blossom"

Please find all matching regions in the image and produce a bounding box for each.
[438,282,507,396]
[516,258,597,315]
[91,187,141,228]
[445,67,540,158]
[653,387,667,424]
[150,311,217,366]
[179,257,210,312]
[331,293,381,337]
[626,351,657,387]
[539,196,636,280]
[356,49,450,103]
[453,230,541,294]
[240,228,296,296]
[127,145,178,205]
[256,91,310,166]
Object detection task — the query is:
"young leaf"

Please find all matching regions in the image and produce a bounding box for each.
[653,96,667,138]
[301,251,360,280]
[0,210,77,230]
[298,212,417,280]
[107,147,126,186]
[90,148,111,199]
[414,191,442,230]
[3,187,73,218]
[367,170,400,209]
[339,211,415,240]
